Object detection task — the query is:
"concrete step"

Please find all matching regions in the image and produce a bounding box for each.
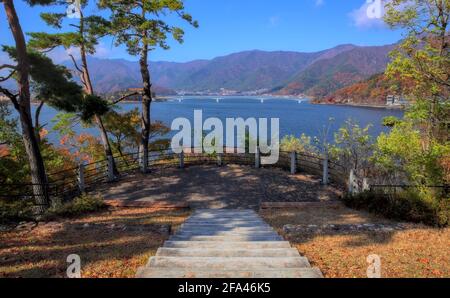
[156,247,301,257]
[169,235,283,241]
[184,220,267,225]
[190,214,261,218]
[163,241,293,249]
[189,215,262,219]
[192,210,258,216]
[191,213,259,217]
[175,231,279,237]
[176,229,276,235]
[147,256,311,270]
[181,223,271,229]
[136,267,323,278]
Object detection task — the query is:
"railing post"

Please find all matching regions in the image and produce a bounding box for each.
[290,151,297,174]
[217,153,223,166]
[322,152,329,185]
[255,146,261,169]
[107,156,115,182]
[140,151,148,173]
[179,151,185,169]
[362,178,370,192]
[349,169,355,194]
[78,162,85,193]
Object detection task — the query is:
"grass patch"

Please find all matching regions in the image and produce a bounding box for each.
[0,207,190,278]
[342,190,449,227]
[0,199,35,224]
[261,203,449,278]
[46,194,108,219]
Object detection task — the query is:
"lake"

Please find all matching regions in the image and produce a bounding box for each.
[30,96,404,144]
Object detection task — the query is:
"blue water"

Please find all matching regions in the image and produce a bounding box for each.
[31,96,404,144]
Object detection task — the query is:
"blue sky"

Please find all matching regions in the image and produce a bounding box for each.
[0,0,403,63]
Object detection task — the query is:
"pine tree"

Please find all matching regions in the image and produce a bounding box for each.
[99,0,198,171]
[0,0,84,213]
[28,0,120,174]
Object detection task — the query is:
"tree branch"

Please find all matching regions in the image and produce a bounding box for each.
[0,64,17,71]
[0,85,19,110]
[0,69,16,82]
[68,54,83,74]
[110,91,140,105]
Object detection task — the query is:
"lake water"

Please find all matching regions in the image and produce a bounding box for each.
[30,96,404,144]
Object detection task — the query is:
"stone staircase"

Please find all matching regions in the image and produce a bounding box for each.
[136,209,323,278]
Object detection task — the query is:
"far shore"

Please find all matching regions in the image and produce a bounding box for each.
[311,101,406,110]
[3,96,406,111]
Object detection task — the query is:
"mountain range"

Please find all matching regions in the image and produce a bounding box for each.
[2,42,397,99]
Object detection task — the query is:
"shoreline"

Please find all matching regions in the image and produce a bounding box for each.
[5,97,405,110]
[311,101,406,110]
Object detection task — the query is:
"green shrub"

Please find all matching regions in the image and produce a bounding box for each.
[0,199,35,224]
[343,189,449,227]
[47,194,107,218]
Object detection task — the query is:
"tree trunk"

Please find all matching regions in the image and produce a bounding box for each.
[139,45,152,172]
[78,11,118,175]
[3,0,49,213]
[34,101,44,143]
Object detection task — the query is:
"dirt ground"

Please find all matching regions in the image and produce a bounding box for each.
[260,203,450,278]
[96,165,342,209]
[0,207,190,278]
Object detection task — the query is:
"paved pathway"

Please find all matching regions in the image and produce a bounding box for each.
[99,165,341,209]
[136,209,323,278]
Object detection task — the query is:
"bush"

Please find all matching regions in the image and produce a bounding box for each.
[47,194,107,218]
[342,189,449,227]
[0,199,35,224]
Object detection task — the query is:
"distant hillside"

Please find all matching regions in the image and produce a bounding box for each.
[62,58,177,95]
[2,43,397,96]
[61,45,362,94]
[313,73,412,105]
[167,45,357,92]
[277,44,395,98]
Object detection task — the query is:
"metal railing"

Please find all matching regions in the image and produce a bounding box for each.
[0,147,347,203]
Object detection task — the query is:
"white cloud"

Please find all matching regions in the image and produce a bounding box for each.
[46,43,113,63]
[92,43,113,59]
[268,15,280,28]
[46,46,79,63]
[349,0,386,28]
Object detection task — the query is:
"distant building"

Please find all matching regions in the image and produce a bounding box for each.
[386,95,409,106]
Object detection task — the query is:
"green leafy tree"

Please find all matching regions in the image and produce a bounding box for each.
[384,0,449,140]
[373,121,449,187]
[330,119,374,174]
[280,134,318,154]
[99,0,198,171]
[103,108,170,158]
[27,0,122,174]
[382,116,402,128]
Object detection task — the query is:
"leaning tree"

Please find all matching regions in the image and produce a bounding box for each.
[0,0,87,213]
[1,0,54,213]
[28,0,122,174]
[99,0,198,172]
